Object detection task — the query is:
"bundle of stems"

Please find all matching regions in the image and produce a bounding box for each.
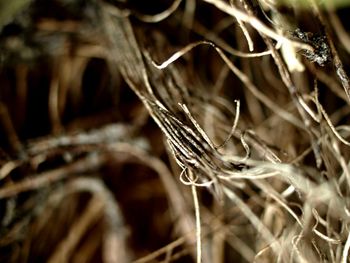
[0,0,350,262]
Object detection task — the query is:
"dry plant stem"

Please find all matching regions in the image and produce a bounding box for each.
[43,177,129,263]
[213,65,230,96]
[57,57,71,117]
[24,132,195,258]
[183,0,196,32]
[201,202,256,262]
[27,124,135,155]
[49,59,63,134]
[6,138,181,262]
[58,56,87,118]
[0,160,21,180]
[202,0,313,51]
[104,11,235,262]
[80,5,207,250]
[133,0,182,23]
[253,179,341,245]
[15,64,28,125]
[214,47,304,129]
[188,170,202,263]
[241,0,323,166]
[306,63,349,104]
[107,143,199,262]
[329,136,350,189]
[223,186,281,256]
[47,196,104,263]
[291,234,309,263]
[342,227,350,263]
[118,47,245,182]
[211,203,225,263]
[1,197,16,227]
[71,233,101,263]
[222,157,350,222]
[163,246,174,263]
[238,34,265,125]
[237,18,254,51]
[187,18,273,58]
[309,0,350,103]
[202,103,236,150]
[0,153,105,199]
[263,40,320,156]
[152,40,305,129]
[162,248,190,263]
[328,9,350,54]
[226,232,255,262]
[152,41,211,70]
[0,103,23,155]
[97,183,129,263]
[133,237,187,263]
[242,131,281,163]
[213,16,235,32]
[100,3,350,262]
[229,0,254,51]
[314,96,350,146]
[134,196,259,263]
[217,100,240,149]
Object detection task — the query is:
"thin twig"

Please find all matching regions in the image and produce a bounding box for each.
[189,170,202,263]
[202,0,313,51]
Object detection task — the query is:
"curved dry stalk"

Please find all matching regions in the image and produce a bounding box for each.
[0,153,105,199]
[150,40,305,129]
[0,161,21,181]
[133,0,183,23]
[2,1,350,263]
[40,177,129,263]
[189,17,275,57]
[151,40,272,71]
[214,46,305,129]
[291,234,309,263]
[71,178,129,263]
[105,143,202,262]
[230,0,254,51]
[47,195,105,263]
[202,0,313,51]
[217,100,240,149]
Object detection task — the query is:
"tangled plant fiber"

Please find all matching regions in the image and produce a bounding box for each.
[0,0,350,262]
